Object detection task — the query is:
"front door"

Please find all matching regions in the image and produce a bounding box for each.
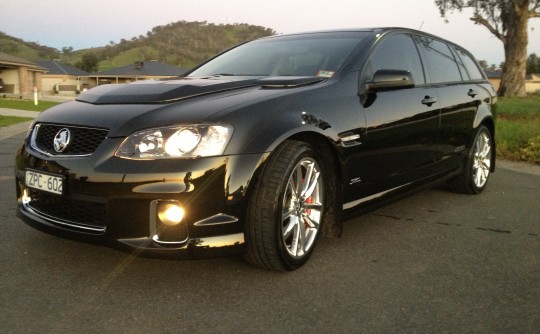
[345,33,441,203]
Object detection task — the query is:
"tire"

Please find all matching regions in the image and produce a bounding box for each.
[449,125,493,194]
[244,140,326,271]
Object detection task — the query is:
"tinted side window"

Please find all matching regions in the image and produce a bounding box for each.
[364,34,425,85]
[416,36,462,84]
[452,47,471,80]
[454,47,484,80]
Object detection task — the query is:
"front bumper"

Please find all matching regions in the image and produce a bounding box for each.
[15,138,267,259]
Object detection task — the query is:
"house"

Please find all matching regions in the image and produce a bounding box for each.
[0,51,47,96]
[526,73,540,94]
[87,61,189,86]
[36,60,89,95]
[484,69,502,92]
[484,69,540,94]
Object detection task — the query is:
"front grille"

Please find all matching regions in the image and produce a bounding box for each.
[26,189,107,230]
[32,123,109,156]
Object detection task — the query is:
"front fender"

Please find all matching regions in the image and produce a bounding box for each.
[218,77,359,155]
[226,110,337,155]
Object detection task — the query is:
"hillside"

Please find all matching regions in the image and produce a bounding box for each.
[0,21,275,71]
[0,32,60,60]
[94,21,275,70]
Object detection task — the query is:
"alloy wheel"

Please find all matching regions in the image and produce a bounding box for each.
[281,158,324,258]
[472,131,491,188]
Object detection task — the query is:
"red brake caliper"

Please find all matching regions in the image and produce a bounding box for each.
[305,172,312,217]
[302,169,311,224]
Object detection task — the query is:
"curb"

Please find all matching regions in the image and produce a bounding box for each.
[497,159,540,176]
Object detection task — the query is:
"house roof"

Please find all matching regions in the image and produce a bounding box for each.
[36,60,89,76]
[0,51,47,72]
[92,61,189,77]
[484,69,502,79]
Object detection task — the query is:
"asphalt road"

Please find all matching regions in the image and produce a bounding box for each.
[1,131,539,333]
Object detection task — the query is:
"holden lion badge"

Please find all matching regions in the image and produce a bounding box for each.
[53,128,71,153]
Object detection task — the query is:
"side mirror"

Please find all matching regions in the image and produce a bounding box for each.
[365,70,414,91]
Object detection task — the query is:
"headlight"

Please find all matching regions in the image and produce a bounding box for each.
[115,124,233,159]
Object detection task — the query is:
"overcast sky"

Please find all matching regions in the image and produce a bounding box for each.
[1,0,540,66]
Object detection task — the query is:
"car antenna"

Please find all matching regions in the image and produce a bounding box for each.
[418,21,424,30]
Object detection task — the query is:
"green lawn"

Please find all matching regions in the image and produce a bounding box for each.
[0,115,34,127]
[0,98,60,112]
[496,95,540,164]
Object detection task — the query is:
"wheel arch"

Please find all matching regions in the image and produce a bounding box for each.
[242,131,344,269]
[472,97,496,173]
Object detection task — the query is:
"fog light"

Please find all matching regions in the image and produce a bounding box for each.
[22,188,31,205]
[158,203,185,225]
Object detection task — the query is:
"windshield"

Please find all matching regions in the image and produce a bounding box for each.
[188,32,368,78]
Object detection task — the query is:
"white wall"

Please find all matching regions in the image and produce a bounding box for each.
[41,76,80,95]
[0,69,21,94]
[526,82,540,94]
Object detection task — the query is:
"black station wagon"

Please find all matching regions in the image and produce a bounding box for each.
[15,28,496,271]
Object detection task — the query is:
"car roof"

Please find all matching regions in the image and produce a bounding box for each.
[259,27,441,40]
[258,27,468,53]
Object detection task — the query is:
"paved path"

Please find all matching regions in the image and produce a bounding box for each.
[0,94,74,140]
[0,108,38,141]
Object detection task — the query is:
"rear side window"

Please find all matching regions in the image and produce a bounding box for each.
[415,36,462,84]
[363,33,425,85]
[454,47,484,80]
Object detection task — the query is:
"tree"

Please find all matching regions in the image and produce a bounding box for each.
[435,0,540,96]
[478,59,489,69]
[61,46,74,55]
[76,52,99,73]
[526,53,540,74]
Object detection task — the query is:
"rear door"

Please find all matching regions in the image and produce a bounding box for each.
[414,36,489,171]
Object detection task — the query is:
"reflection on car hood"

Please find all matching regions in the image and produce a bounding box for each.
[76,76,325,104]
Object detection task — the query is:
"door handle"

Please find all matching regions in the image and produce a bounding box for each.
[468,89,477,98]
[421,96,438,107]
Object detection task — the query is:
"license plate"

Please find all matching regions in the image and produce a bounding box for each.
[25,170,64,195]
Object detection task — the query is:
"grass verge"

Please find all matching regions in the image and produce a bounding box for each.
[496,95,540,165]
[0,116,34,127]
[0,98,60,112]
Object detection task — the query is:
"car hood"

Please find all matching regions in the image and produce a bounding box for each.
[76,76,324,104]
[36,76,325,137]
